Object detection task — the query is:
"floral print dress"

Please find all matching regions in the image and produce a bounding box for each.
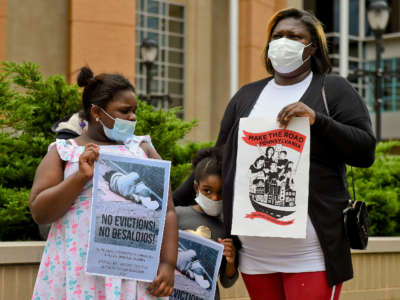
[32,137,167,300]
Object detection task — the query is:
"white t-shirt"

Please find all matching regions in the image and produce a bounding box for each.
[248,72,313,119]
[239,72,326,274]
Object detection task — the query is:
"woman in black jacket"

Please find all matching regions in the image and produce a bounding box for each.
[174,8,375,300]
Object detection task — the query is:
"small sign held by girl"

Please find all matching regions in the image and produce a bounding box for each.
[174,147,238,300]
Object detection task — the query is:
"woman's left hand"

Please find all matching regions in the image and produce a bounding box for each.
[147,261,175,297]
[277,102,316,128]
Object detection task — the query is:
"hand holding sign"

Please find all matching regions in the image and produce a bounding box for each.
[78,143,100,180]
[232,117,310,238]
[147,261,175,297]
[277,102,316,128]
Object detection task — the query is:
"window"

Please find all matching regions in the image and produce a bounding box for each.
[136,0,185,109]
[304,0,339,33]
[366,58,400,112]
[305,0,400,112]
[305,0,362,77]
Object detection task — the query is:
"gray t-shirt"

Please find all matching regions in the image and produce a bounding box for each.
[175,206,226,241]
[175,206,238,300]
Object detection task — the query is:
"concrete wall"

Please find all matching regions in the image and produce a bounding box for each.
[0,0,298,142]
[1,238,400,300]
[2,0,230,142]
[4,0,136,84]
[7,0,68,78]
[365,35,400,61]
[184,0,213,142]
[0,242,46,300]
[190,0,301,141]
[370,111,400,140]
[0,0,6,62]
[183,0,296,141]
[210,0,231,142]
[236,0,303,87]
[238,0,286,87]
[181,0,230,141]
[342,238,400,300]
[69,0,136,84]
[286,0,303,9]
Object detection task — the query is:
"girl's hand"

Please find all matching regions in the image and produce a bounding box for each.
[277,102,316,128]
[218,238,236,264]
[147,262,175,297]
[78,143,99,180]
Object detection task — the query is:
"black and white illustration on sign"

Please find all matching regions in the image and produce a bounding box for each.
[170,230,223,300]
[86,152,171,282]
[232,117,310,238]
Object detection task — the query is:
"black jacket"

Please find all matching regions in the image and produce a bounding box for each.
[174,73,376,286]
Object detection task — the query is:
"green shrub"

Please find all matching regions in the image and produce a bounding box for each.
[0,61,81,138]
[0,186,40,240]
[134,99,204,189]
[0,61,209,241]
[1,62,399,240]
[0,133,50,188]
[0,61,82,241]
[169,141,216,189]
[348,140,400,236]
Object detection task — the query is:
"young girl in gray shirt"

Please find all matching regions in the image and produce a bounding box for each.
[175,147,238,300]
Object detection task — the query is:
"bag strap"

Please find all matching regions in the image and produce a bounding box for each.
[322,85,330,116]
[321,77,356,202]
[350,166,356,202]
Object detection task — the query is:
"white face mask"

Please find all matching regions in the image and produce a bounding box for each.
[268,37,312,74]
[194,191,223,217]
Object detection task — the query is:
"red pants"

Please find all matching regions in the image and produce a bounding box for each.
[241,271,342,300]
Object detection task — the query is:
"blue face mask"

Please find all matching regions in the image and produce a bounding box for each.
[97,107,136,142]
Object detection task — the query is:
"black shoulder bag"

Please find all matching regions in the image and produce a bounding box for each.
[322,82,369,250]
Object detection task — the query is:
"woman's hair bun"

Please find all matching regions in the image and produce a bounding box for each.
[77,66,95,87]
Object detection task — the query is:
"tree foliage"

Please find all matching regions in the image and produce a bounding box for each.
[348,140,400,236]
[0,61,207,241]
[0,61,82,240]
[0,61,81,137]
[0,186,40,241]
[2,61,398,240]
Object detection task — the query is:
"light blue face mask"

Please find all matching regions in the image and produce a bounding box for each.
[96,106,136,142]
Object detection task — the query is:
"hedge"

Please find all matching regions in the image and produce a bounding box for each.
[0,61,208,241]
[0,61,399,240]
[348,140,400,236]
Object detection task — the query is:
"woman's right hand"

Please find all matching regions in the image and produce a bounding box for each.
[78,143,100,180]
[277,102,316,128]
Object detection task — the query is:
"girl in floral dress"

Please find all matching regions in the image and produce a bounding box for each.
[29,67,178,300]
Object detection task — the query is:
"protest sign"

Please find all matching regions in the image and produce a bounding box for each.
[231,117,310,238]
[86,152,171,281]
[170,230,224,300]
